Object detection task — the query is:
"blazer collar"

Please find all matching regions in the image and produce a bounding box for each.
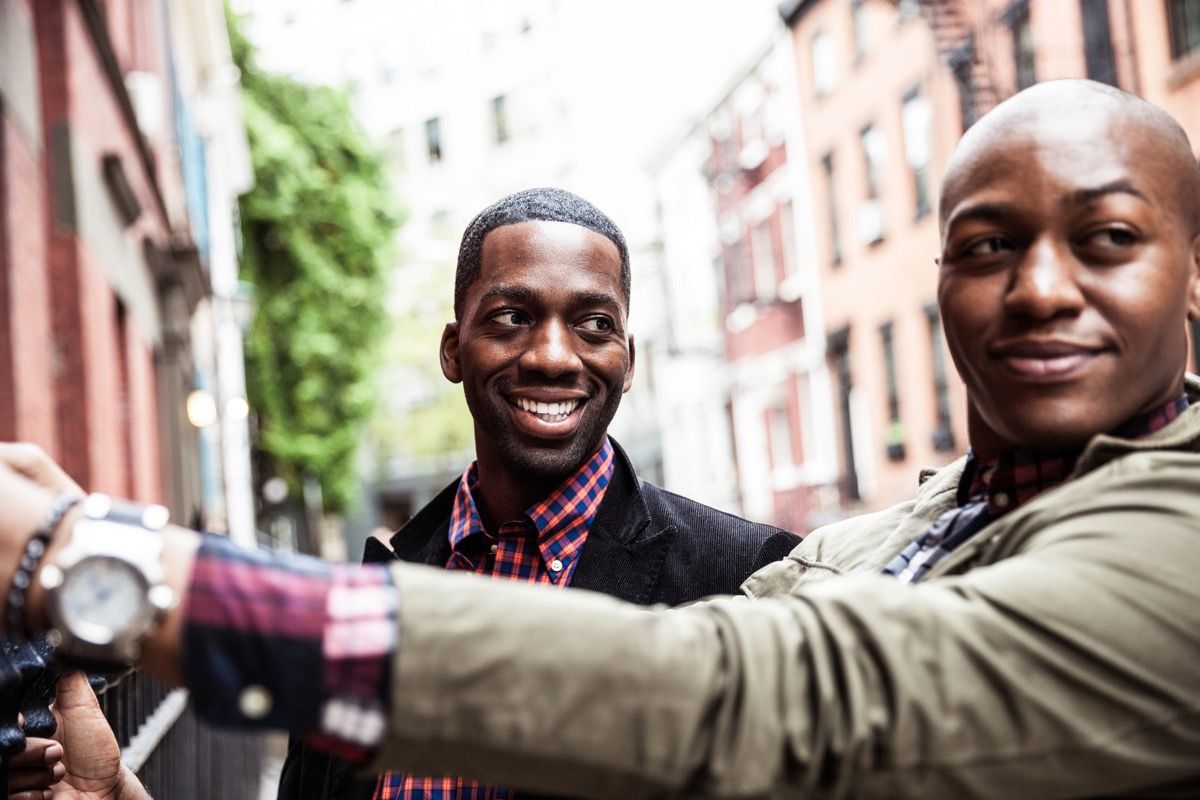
[372,438,673,604]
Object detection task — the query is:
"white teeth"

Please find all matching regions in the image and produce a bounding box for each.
[514,397,579,421]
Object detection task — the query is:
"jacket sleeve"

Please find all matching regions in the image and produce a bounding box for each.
[370,466,1200,799]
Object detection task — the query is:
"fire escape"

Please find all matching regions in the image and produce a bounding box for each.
[910,0,1002,128]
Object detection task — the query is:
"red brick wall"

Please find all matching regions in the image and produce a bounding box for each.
[1,110,58,452]
[32,0,170,496]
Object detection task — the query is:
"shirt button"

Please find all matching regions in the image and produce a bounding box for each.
[549,558,564,573]
[490,544,498,553]
[993,492,1010,508]
[239,685,272,719]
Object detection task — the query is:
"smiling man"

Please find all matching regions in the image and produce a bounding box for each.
[2,81,1200,800]
[277,187,798,800]
[270,82,1200,797]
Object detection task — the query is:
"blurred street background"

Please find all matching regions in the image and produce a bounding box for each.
[1,0,1199,795]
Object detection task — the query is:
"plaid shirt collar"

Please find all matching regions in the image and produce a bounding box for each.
[959,393,1190,516]
[447,437,615,577]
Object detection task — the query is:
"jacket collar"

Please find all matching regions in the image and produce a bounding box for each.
[371,438,674,605]
[914,373,1200,513]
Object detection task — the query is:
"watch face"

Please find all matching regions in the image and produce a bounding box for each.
[59,557,147,645]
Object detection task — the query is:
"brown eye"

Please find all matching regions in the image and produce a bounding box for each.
[1088,228,1137,248]
[578,316,614,333]
[963,235,1014,256]
[490,310,529,326]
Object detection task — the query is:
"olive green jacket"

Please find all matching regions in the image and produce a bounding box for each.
[371,377,1200,799]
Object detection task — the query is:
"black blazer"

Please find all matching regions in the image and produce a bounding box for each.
[278,440,799,800]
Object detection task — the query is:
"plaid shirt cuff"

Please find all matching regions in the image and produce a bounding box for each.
[182,534,396,765]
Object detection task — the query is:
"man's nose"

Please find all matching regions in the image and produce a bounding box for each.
[1003,239,1085,320]
[519,320,583,378]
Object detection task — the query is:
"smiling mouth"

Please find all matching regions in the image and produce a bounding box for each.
[511,397,582,423]
[990,340,1110,381]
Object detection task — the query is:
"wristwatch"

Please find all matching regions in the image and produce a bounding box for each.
[39,493,175,665]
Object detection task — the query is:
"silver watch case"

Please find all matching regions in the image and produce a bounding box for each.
[40,493,175,664]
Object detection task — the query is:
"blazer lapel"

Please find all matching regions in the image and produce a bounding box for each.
[569,439,675,605]
[365,480,457,567]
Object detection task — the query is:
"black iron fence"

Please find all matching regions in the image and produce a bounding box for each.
[105,673,265,798]
[0,634,265,799]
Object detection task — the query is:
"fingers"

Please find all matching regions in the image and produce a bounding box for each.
[8,790,52,800]
[8,737,66,796]
[0,444,82,495]
[8,763,65,793]
[9,739,62,768]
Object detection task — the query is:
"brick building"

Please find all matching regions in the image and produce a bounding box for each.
[654,35,840,531]
[774,0,1200,516]
[0,0,261,793]
[778,0,969,514]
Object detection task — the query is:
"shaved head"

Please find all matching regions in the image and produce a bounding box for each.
[941,79,1200,237]
[935,79,1200,455]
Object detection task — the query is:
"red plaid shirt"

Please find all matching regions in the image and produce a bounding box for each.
[375,438,616,800]
[183,537,397,766]
[884,393,1188,581]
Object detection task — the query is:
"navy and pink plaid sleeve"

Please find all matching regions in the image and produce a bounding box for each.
[182,534,396,765]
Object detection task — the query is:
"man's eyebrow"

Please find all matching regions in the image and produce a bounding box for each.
[944,202,1016,230]
[476,284,623,312]
[1070,179,1149,206]
[477,284,534,304]
[572,291,623,312]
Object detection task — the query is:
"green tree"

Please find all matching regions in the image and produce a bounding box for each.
[228,11,398,512]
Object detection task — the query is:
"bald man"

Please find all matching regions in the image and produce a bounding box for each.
[1,79,1199,799]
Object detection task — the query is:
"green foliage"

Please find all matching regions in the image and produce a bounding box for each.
[228,9,398,512]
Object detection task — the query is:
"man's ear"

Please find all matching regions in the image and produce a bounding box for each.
[1188,234,1200,322]
[440,322,463,383]
[622,334,636,393]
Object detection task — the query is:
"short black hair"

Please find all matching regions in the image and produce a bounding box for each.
[454,187,631,319]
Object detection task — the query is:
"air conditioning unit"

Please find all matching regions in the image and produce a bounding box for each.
[855,200,885,245]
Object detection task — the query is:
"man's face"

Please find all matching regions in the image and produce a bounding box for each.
[938,114,1200,454]
[441,220,634,482]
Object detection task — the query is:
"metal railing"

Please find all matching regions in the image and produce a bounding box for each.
[0,634,264,799]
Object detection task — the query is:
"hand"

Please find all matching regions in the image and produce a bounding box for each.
[15,671,148,800]
[0,446,81,497]
[7,734,65,800]
[0,454,57,631]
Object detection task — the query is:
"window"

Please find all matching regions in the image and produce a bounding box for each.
[1081,0,1117,85]
[779,201,799,277]
[852,0,869,62]
[859,124,885,200]
[1009,2,1036,90]
[1167,0,1200,60]
[821,152,842,265]
[768,402,795,470]
[811,32,838,96]
[751,220,777,300]
[726,239,755,306]
[925,304,957,452]
[491,95,510,145]
[880,322,905,461]
[424,117,443,162]
[827,327,860,502]
[902,88,932,219]
[859,124,887,244]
